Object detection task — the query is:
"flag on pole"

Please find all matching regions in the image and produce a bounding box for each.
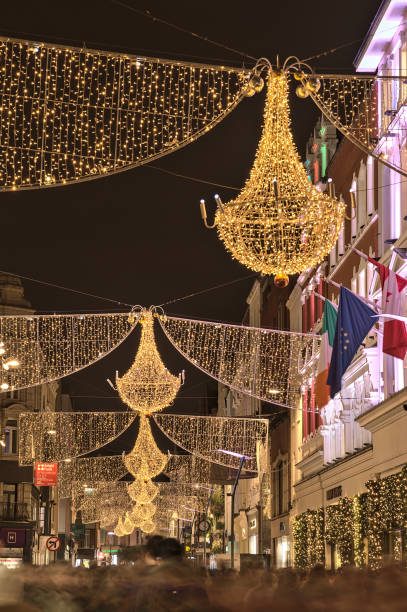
[368,257,407,360]
[327,286,377,399]
[315,299,337,410]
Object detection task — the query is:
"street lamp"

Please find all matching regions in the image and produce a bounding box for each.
[215,450,252,570]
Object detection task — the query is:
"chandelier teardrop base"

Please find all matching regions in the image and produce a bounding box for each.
[206,71,345,277]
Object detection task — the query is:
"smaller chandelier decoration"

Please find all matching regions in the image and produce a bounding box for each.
[115,309,184,413]
[140,520,156,534]
[128,477,159,504]
[200,59,345,284]
[123,414,169,480]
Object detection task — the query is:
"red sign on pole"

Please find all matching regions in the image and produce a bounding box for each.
[46,536,61,552]
[34,462,58,487]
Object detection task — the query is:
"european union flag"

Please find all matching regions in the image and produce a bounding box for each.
[327,286,376,399]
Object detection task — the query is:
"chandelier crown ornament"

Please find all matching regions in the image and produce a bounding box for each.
[116,310,184,413]
[201,69,345,278]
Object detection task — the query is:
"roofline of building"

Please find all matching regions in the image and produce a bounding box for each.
[354,0,389,70]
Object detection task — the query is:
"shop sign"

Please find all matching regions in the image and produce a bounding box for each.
[0,528,26,547]
[326,486,342,501]
[34,462,58,487]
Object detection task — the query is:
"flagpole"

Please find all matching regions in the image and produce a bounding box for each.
[313,291,338,310]
[325,278,380,311]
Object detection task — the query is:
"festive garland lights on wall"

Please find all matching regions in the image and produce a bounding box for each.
[292,467,407,570]
[0,312,135,392]
[0,37,250,191]
[18,411,136,464]
[159,314,319,409]
[201,68,344,281]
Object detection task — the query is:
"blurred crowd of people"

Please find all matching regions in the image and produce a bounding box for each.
[0,535,406,611]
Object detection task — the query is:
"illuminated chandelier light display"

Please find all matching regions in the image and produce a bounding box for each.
[127,477,159,504]
[159,313,319,408]
[18,411,137,465]
[0,312,135,392]
[0,36,250,191]
[123,414,169,480]
[116,310,184,413]
[201,64,345,282]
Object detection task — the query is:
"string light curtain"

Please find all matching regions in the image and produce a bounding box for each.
[204,70,344,281]
[159,314,319,408]
[300,73,407,177]
[0,36,250,191]
[19,411,136,464]
[58,456,128,498]
[164,454,212,485]
[0,312,135,392]
[154,413,268,472]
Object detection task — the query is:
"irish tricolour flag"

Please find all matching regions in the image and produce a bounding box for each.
[315,299,338,410]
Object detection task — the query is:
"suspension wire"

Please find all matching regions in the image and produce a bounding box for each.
[159,274,258,307]
[0,269,134,308]
[146,165,239,191]
[111,0,257,62]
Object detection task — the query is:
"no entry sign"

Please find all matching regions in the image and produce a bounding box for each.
[46,536,61,552]
[34,462,58,487]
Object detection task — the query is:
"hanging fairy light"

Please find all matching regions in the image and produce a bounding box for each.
[0,37,250,191]
[116,310,184,413]
[200,62,345,284]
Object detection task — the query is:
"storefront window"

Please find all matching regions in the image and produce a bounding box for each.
[276,535,290,568]
[4,421,17,455]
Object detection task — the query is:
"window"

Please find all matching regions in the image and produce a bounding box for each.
[2,483,17,505]
[273,459,288,517]
[4,420,17,455]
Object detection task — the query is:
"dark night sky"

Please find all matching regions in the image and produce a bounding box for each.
[1,1,383,420]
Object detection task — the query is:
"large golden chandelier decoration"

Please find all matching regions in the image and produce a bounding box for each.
[201,60,345,283]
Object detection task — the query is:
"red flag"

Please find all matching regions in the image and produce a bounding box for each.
[369,257,407,359]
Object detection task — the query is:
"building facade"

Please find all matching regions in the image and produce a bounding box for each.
[287,0,407,569]
[0,274,70,566]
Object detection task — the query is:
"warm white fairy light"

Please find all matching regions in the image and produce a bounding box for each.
[123,414,169,480]
[302,73,407,178]
[0,312,135,392]
[19,411,136,465]
[116,310,183,413]
[154,413,268,472]
[0,36,249,191]
[159,314,319,408]
[205,71,344,279]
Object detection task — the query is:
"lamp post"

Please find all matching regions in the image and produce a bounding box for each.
[215,450,251,570]
[193,485,214,568]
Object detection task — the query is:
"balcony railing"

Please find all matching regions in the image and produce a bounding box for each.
[0,502,30,521]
